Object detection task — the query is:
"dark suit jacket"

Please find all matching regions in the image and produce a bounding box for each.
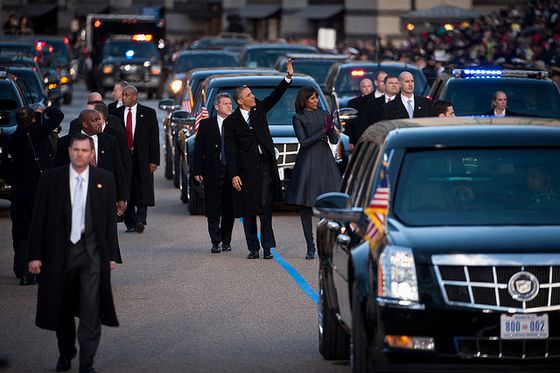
[69,114,124,135]
[348,93,385,145]
[484,109,521,117]
[381,94,432,121]
[193,115,233,218]
[108,101,120,116]
[55,133,128,202]
[102,124,131,192]
[224,78,290,216]
[28,165,121,330]
[114,103,160,206]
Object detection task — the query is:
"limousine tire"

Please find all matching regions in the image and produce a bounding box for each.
[318,268,350,360]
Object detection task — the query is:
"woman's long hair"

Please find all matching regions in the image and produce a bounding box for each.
[295,87,318,114]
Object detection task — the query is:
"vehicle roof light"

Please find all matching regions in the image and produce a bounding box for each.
[453,68,548,79]
[132,34,153,42]
[125,50,135,58]
[351,69,365,77]
[35,41,46,51]
[94,20,102,28]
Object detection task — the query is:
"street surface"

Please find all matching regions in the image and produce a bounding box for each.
[0,83,349,373]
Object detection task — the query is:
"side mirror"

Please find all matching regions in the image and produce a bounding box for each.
[313,192,363,222]
[334,107,359,128]
[158,99,180,112]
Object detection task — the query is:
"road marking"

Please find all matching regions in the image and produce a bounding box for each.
[251,228,318,304]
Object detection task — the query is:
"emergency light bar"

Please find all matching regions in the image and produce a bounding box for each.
[351,69,365,77]
[132,34,153,42]
[453,68,548,79]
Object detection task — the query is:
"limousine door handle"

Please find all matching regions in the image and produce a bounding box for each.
[327,221,340,232]
[336,234,351,247]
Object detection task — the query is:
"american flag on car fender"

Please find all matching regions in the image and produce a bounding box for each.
[194,106,208,130]
[181,83,194,112]
[364,160,390,246]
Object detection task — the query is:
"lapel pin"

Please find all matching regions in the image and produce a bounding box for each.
[140,114,144,118]
[101,150,105,154]
[97,183,103,189]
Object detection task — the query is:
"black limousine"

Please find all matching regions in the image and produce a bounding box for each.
[314,117,560,372]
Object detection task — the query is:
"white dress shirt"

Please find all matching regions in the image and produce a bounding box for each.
[124,103,138,138]
[374,90,384,98]
[494,109,506,117]
[69,165,89,235]
[116,100,123,108]
[81,131,98,162]
[217,114,225,134]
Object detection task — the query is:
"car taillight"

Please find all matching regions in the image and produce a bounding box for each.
[351,69,365,77]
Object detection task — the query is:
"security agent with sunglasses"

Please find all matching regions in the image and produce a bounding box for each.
[223,59,293,259]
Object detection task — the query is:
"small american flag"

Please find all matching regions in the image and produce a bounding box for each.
[194,106,208,130]
[181,83,194,112]
[364,160,390,245]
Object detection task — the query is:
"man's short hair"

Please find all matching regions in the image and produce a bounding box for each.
[214,92,232,106]
[432,100,453,116]
[79,109,97,124]
[375,70,387,81]
[93,102,108,119]
[115,81,128,88]
[69,133,94,149]
[234,85,249,102]
[384,74,399,84]
[123,85,138,96]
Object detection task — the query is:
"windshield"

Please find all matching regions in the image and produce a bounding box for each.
[103,41,159,59]
[335,65,427,96]
[45,40,70,65]
[394,148,560,226]
[442,79,560,118]
[11,70,43,103]
[288,60,337,85]
[0,82,22,126]
[208,85,327,125]
[245,48,316,68]
[174,54,238,73]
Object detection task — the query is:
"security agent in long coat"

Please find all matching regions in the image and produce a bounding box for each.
[193,93,235,253]
[114,85,160,233]
[28,134,121,373]
[224,59,294,259]
[285,87,341,259]
[381,71,431,121]
[7,106,64,284]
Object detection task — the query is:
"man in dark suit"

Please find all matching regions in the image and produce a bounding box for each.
[224,59,293,259]
[346,78,374,150]
[28,133,122,373]
[484,91,519,117]
[108,81,126,116]
[7,106,64,285]
[115,85,160,233]
[194,93,235,253]
[56,110,128,216]
[69,92,123,136]
[381,71,432,121]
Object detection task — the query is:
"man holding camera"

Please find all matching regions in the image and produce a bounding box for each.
[7,106,64,285]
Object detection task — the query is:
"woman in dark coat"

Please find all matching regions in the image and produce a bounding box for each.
[286,87,341,259]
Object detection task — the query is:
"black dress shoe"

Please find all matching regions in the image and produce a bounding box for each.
[135,223,145,233]
[79,366,96,373]
[305,253,315,260]
[56,356,71,372]
[247,252,259,259]
[211,244,221,253]
[221,243,232,252]
[125,226,136,233]
[19,273,37,286]
[263,250,273,260]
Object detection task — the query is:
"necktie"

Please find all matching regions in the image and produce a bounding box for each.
[89,140,97,167]
[220,124,226,165]
[406,99,414,119]
[70,175,85,244]
[126,108,133,149]
[247,110,253,129]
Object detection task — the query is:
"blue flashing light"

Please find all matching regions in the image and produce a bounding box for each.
[125,50,135,59]
[462,68,502,77]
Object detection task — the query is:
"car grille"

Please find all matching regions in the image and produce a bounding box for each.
[274,143,299,168]
[433,255,560,313]
[455,336,560,359]
[120,64,146,82]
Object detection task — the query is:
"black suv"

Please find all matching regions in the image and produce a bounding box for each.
[314,117,560,372]
[428,68,560,118]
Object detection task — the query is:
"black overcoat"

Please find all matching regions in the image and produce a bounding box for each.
[381,94,432,121]
[193,115,233,218]
[28,166,122,330]
[224,78,291,217]
[55,133,128,202]
[285,109,341,207]
[114,103,160,206]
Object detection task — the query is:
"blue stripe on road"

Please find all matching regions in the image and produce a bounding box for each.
[253,230,318,304]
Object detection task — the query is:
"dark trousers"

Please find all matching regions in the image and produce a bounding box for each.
[125,156,147,228]
[10,183,34,278]
[243,155,276,253]
[56,240,100,369]
[207,165,234,245]
[300,206,315,253]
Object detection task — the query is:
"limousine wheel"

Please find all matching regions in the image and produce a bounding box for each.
[351,282,373,373]
[318,267,349,360]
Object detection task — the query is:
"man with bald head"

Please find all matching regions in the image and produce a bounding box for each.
[69,92,124,135]
[381,71,432,120]
[56,110,128,215]
[114,85,160,233]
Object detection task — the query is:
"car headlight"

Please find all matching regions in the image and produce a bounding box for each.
[60,76,70,84]
[151,65,162,75]
[378,246,419,302]
[170,79,182,93]
[102,65,113,74]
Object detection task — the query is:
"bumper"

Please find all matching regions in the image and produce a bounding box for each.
[102,75,161,90]
[370,303,560,368]
[0,178,11,200]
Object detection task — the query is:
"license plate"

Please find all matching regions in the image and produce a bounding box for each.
[500,313,548,339]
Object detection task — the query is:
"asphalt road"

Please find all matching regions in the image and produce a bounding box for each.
[0,83,349,373]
